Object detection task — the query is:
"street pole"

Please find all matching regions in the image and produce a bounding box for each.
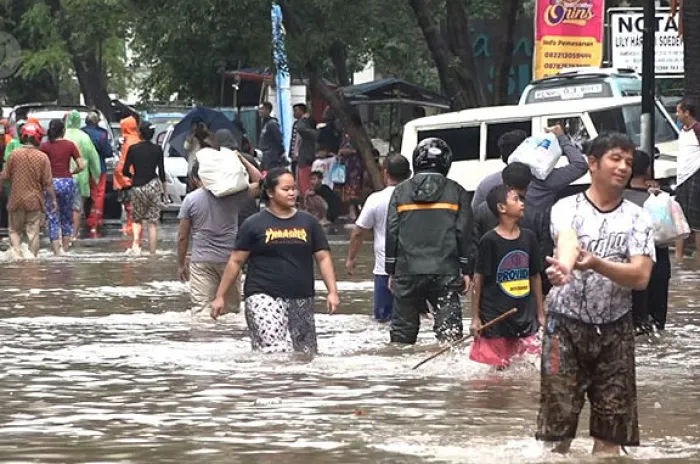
[641,0,656,177]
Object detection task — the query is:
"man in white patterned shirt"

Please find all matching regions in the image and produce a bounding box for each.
[537,133,655,456]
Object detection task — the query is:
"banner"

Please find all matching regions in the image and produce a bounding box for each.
[534,0,605,80]
[610,9,684,75]
[271,3,293,158]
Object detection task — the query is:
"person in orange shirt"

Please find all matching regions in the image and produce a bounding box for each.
[113,116,141,236]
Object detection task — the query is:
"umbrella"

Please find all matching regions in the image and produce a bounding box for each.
[169,106,243,157]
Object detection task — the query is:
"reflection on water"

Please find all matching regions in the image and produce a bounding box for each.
[1,229,700,463]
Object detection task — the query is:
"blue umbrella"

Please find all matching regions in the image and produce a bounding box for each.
[169,106,243,157]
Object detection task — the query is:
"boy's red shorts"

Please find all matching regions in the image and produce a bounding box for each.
[470,335,540,368]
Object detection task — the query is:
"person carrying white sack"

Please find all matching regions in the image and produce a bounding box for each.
[177,148,262,317]
[472,125,588,213]
[509,125,589,213]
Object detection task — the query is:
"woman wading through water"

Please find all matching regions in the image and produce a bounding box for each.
[210,168,339,354]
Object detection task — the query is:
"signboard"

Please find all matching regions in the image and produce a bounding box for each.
[609,9,684,75]
[534,0,606,80]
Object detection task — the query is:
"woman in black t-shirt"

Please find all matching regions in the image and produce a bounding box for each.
[122,122,166,255]
[210,168,340,354]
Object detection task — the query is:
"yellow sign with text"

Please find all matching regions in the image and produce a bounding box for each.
[534,36,603,79]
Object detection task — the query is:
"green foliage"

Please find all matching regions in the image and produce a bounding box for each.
[7,0,128,98]
[128,0,273,104]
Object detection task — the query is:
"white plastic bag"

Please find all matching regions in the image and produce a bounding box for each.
[508,133,563,180]
[670,198,691,241]
[643,192,689,244]
[196,147,250,197]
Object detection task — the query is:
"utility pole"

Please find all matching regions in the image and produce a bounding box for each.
[641,0,656,177]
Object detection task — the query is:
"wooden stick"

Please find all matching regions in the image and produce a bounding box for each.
[412,308,518,370]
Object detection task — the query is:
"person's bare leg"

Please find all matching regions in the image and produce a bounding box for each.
[675,237,685,264]
[592,439,620,456]
[9,229,23,258]
[72,211,81,240]
[550,439,572,454]
[132,222,142,251]
[51,239,63,256]
[62,235,72,252]
[148,223,158,255]
[26,216,42,258]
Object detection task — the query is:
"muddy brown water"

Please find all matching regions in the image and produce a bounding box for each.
[1,227,700,463]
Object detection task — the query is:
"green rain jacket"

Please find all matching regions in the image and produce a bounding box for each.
[64,111,100,197]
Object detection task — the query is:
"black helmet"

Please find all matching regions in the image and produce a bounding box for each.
[412,137,452,175]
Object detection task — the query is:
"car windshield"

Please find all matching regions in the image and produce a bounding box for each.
[588,103,678,145]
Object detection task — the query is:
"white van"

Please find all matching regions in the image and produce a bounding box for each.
[519,67,643,104]
[400,97,678,193]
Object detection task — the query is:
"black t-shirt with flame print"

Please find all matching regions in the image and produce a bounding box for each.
[236,209,330,299]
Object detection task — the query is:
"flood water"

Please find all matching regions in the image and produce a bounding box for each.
[2,226,700,463]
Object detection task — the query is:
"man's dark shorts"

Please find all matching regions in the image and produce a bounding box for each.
[536,312,639,446]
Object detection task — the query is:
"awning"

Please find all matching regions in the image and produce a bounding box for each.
[340,78,450,109]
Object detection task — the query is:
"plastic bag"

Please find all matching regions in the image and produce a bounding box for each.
[643,192,689,244]
[196,147,250,197]
[508,133,563,180]
[330,161,347,185]
[670,198,691,241]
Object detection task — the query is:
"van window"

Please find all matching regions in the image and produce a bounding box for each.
[588,104,678,145]
[418,126,480,162]
[545,117,590,146]
[485,121,532,159]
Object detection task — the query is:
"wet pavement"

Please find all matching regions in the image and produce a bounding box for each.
[1,225,700,463]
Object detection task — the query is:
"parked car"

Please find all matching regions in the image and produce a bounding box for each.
[160,125,188,212]
[7,103,122,221]
[401,97,679,195]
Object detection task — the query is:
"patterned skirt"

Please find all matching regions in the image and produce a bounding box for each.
[244,293,317,354]
[131,178,163,224]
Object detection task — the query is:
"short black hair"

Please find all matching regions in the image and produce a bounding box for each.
[587,132,636,161]
[261,101,273,112]
[138,121,155,141]
[487,184,510,218]
[501,162,532,191]
[498,130,528,164]
[311,170,323,179]
[293,103,307,112]
[632,149,651,177]
[679,97,698,119]
[385,154,411,182]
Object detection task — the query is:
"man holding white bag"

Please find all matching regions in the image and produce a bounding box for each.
[177,148,262,317]
[472,125,588,213]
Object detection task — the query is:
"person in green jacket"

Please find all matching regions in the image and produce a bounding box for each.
[4,120,25,162]
[64,111,101,241]
[3,119,27,195]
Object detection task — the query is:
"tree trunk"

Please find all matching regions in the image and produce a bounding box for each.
[278,0,384,191]
[408,0,486,109]
[45,0,115,121]
[330,41,351,87]
[684,1,700,101]
[444,0,488,107]
[493,0,520,105]
[306,63,384,191]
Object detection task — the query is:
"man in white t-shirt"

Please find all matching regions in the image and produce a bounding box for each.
[537,133,655,456]
[674,97,700,264]
[345,155,411,322]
